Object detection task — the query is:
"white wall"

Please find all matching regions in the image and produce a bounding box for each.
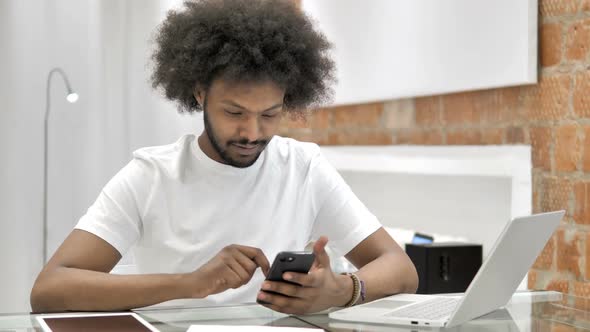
[321,145,532,258]
[321,145,532,290]
[302,0,537,106]
[0,0,49,314]
[126,0,202,151]
[340,171,512,256]
[0,0,202,313]
[44,0,130,265]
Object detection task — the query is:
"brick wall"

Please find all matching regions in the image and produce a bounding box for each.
[281,0,590,297]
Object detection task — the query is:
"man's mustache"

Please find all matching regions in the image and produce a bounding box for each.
[229,138,269,146]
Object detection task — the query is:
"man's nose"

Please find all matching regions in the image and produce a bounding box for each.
[239,116,261,142]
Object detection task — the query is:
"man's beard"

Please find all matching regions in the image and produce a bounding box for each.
[203,106,270,168]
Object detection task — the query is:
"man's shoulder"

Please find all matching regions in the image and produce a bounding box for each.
[128,135,195,178]
[132,134,194,161]
[269,136,321,165]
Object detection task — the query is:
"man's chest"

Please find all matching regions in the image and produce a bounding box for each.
[139,176,314,245]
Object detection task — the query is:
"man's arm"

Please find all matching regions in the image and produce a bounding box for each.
[344,227,419,303]
[31,229,270,313]
[256,228,418,314]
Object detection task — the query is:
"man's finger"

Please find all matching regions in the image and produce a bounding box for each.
[219,263,246,289]
[235,245,271,276]
[225,258,252,285]
[233,249,259,275]
[261,280,309,299]
[282,271,315,287]
[312,236,331,268]
[257,291,307,315]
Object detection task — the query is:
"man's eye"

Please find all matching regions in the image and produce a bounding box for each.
[225,110,242,117]
[262,113,278,118]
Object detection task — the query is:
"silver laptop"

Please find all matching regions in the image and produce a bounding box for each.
[329,211,565,328]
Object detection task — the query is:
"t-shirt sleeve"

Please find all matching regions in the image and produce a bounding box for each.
[308,150,382,258]
[75,158,152,256]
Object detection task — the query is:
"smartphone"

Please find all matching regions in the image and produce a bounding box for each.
[257,251,315,305]
[266,251,315,284]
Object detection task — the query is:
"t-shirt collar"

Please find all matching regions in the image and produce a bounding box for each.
[191,135,267,175]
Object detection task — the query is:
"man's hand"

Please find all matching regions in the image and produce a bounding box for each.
[256,236,353,315]
[189,245,270,298]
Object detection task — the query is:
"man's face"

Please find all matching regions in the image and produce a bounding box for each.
[195,78,285,168]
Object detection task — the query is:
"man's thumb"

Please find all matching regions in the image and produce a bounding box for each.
[312,236,331,267]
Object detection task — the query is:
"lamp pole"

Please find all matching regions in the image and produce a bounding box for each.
[43,68,78,264]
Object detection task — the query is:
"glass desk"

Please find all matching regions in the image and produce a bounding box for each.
[1,291,588,331]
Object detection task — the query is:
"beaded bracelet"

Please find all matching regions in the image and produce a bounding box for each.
[342,273,361,307]
[359,278,366,302]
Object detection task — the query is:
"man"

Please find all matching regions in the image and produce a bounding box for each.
[31,0,418,314]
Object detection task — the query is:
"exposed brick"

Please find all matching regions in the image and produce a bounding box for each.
[569,313,590,330]
[581,0,590,12]
[383,99,415,129]
[555,124,581,172]
[528,269,538,289]
[522,75,570,121]
[573,281,590,304]
[541,175,572,214]
[551,324,577,332]
[533,235,555,269]
[584,126,590,171]
[308,108,330,129]
[531,269,559,290]
[574,181,590,225]
[573,297,590,314]
[533,320,554,332]
[506,126,526,144]
[441,92,480,125]
[446,129,482,145]
[540,0,579,17]
[395,129,444,145]
[546,278,570,294]
[414,97,440,127]
[279,109,327,130]
[481,128,504,145]
[470,90,500,118]
[566,19,590,61]
[327,130,392,145]
[494,86,522,123]
[556,228,583,278]
[530,127,552,170]
[533,170,544,214]
[441,88,522,126]
[477,88,522,125]
[281,114,308,129]
[541,22,563,67]
[277,126,290,137]
[573,70,590,118]
[331,103,384,129]
[534,187,541,214]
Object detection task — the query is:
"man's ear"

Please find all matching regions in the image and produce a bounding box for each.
[193,88,204,106]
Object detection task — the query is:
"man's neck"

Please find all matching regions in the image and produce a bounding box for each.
[197,132,226,164]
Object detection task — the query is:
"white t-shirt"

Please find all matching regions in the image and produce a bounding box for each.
[75,134,381,305]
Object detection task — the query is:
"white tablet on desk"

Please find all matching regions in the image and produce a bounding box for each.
[36,312,159,332]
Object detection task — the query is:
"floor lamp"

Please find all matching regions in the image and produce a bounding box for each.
[43,68,79,264]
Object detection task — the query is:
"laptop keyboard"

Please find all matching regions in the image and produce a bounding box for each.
[384,297,460,320]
